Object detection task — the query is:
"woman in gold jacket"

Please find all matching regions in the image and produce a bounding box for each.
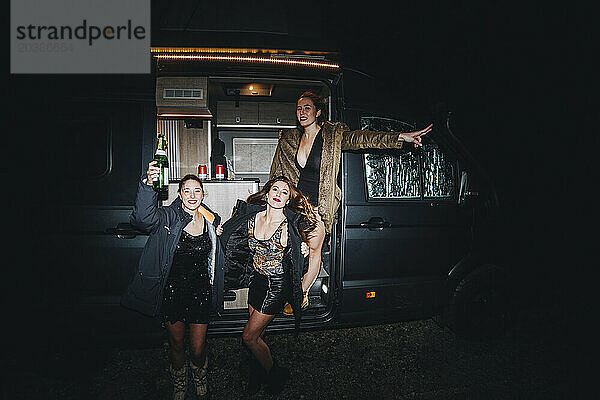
[270,91,432,312]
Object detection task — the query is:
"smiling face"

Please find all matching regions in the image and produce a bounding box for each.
[266,180,291,209]
[297,97,322,129]
[179,179,204,212]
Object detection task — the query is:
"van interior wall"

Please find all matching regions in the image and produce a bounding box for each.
[179,120,209,177]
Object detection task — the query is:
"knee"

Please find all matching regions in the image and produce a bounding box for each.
[317,220,325,236]
[242,329,258,347]
[309,222,325,246]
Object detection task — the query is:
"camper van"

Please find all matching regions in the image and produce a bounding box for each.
[12,47,510,345]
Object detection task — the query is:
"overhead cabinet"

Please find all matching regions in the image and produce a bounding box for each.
[216,101,296,127]
[258,102,296,126]
[216,101,258,125]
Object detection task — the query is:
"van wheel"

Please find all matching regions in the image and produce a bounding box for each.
[449,264,516,340]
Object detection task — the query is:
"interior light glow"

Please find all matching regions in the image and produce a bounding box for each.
[366,291,376,299]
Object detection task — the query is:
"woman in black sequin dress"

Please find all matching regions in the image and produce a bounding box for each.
[123,167,224,400]
[161,226,213,325]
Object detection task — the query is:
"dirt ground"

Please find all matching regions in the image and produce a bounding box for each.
[5,299,578,400]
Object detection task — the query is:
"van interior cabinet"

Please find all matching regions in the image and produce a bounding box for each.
[216,101,259,125]
[258,102,296,126]
[216,101,296,127]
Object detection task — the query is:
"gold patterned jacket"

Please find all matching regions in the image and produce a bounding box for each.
[269,121,405,233]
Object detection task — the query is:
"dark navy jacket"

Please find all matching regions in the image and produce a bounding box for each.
[121,179,224,318]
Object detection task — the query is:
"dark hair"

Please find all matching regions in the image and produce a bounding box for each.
[247,176,318,239]
[297,91,327,128]
[178,174,204,192]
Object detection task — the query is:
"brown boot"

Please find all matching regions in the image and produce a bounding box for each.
[283,302,294,315]
[283,292,309,315]
[189,357,209,398]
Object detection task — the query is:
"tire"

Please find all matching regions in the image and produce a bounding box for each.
[450,263,517,340]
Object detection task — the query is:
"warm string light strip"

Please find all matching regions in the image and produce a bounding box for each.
[152,47,292,54]
[150,47,331,56]
[153,54,339,69]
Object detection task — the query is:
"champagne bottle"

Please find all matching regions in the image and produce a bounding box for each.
[152,133,169,191]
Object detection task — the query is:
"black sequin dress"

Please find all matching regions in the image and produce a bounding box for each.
[161,227,212,324]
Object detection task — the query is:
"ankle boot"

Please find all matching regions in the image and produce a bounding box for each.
[265,360,289,395]
[189,357,209,398]
[169,363,188,400]
[245,357,266,396]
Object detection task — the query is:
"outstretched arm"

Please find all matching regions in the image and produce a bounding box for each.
[342,123,433,150]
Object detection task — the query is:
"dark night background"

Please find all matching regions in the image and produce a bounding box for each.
[6,0,582,395]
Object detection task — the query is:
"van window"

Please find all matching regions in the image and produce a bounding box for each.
[422,142,454,198]
[364,151,421,199]
[361,116,455,201]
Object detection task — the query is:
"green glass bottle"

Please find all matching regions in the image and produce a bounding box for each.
[152,133,169,191]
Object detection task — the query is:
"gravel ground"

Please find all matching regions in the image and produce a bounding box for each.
[5,304,575,400]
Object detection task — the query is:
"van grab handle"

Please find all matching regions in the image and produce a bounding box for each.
[359,217,391,231]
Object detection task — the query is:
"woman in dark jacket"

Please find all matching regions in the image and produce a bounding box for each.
[121,163,224,400]
[220,176,316,395]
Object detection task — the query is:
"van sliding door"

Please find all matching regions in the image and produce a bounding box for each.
[339,117,469,323]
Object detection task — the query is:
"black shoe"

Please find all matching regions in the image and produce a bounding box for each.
[245,358,266,396]
[265,361,289,395]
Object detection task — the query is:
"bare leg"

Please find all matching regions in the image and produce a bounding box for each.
[165,321,186,370]
[242,308,276,372]
[302,218,326,294]
[188,323,208,367]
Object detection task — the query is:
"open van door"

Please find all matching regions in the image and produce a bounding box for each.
[338,113,472,323]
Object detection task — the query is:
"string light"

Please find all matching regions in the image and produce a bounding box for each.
[151,48,339,69]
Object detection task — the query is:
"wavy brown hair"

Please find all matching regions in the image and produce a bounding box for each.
[247,176,318,239]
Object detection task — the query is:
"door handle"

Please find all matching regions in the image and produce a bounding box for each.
[106,222,145,239]
[359,217,391,231]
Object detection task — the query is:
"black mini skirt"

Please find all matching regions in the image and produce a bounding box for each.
[247,271,289,315]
